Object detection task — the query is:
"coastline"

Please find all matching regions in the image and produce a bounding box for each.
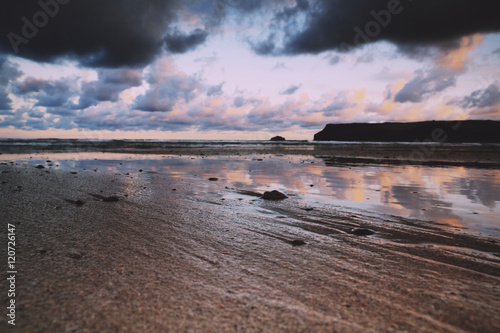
[1,154,500,332]
[1,140,500,168]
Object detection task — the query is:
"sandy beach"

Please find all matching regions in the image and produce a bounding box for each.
[1,148,500,332]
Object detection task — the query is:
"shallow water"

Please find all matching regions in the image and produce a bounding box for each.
[2,152,500,235]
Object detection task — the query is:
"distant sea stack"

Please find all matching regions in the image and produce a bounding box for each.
[313,120,500,143]
[270,136,286,141]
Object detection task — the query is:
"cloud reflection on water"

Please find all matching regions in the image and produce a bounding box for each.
[3,152,499,234]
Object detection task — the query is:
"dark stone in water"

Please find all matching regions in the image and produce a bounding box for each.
[103,196,120,202]
[209,177,219,181]
[262,190,288,200]
[351,228,375,236]
[236,190,262,197]
[35,165,45,169]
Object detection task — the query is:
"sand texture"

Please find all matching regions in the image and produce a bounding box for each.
[1,160,500,332]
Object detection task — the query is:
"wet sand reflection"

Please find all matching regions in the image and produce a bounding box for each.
[2,152,499,234]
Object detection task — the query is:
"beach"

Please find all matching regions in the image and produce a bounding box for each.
[1,144,500,332]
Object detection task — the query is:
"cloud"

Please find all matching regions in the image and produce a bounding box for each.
[356,53,375,64]
[134,58,202,112]
[394,69,457,103]
[0,57,23,110]
[13,67,144,111]
[233,96,262,108]
[0,0,181,67]
[14,76,77,107]
[250,0,500,55]
[206,82,224,96]
[328,55,342,65]
[280,84,302,95]
[458,82,500,111]
[78,69,143,108]
[319,92,353,115]
[436,35,485,71]
[164,29,209,54]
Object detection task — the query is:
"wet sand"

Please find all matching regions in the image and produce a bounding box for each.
[1,153,500,332]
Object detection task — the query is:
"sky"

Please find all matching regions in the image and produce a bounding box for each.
[1,0,500,140]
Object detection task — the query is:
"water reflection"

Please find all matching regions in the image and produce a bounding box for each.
[2,152,499,234]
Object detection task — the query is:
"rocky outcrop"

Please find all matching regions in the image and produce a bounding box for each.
[270,136,286,141]
[313,120,500,143]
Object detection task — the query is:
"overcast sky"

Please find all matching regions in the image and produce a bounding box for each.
[1,0,500,140]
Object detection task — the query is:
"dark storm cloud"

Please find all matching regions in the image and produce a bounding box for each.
[394,69,457,103]
[164,29,209,54]
[458,82,500,109]
[280,84,301,95]
[251,0,500,55]
[0,0,181,67]
[0,57,23,110]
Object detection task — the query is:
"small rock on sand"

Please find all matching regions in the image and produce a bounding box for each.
[35,165,45,169]
[209,177,219,181]
[67,249,83,259]
[103,196,120,202]
[289,240,306,246]
[262,190,288,200]
[351,228,375,236]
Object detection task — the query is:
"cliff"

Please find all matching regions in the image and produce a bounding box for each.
[313,120,500,143]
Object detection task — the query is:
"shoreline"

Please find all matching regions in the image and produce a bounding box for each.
[1,141,500,168]
[1,160,500,332]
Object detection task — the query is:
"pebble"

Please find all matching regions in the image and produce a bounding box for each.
[103,196,120,202]
[289,240,306,246]
[208,177,219,181]
[351,228,375,236]
[35,165,45,169]
[67,249,83,259]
